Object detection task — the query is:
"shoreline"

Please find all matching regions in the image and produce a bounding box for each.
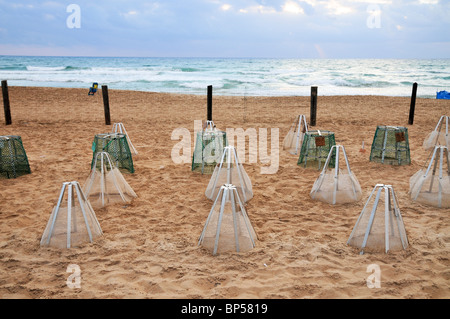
[1,84,441,99]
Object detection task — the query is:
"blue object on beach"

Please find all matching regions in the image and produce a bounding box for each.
[436,90,450,99]
[88,82,98,95]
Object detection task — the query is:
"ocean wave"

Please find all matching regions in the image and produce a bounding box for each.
[160,80,190,89]
[221,79,248,90]
[341,79,393,88]
[26,66,66,71]
[64,66,91,71]
[173,67,202,73]
[0,65,27,71]
[25,65,91,71]
[135,79,152,84]
[1,57,448,98]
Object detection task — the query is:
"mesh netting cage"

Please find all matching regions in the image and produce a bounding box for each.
[283,115,308,155]
[111,122,138,156]
[205,146,253,204]
[40,181,103,249]
[310,145,362,205]
[198,184,257,255]
[192,121,227,175]
[91,133,134,173]
[423,115,449,150]
[347,184,408,254]
[410,146,450,208]
[369,126,411,166]
[297,130,336,170]
[0,135,31,179]
[84,152,137,209]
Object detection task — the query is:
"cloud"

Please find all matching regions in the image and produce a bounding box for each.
[42,1,65,9]
[324,0,354,15]
[221,4,232,11]
[347,0,392,3]
[6,3,35,9]
[43,13,55,20]
[0,0,448,58]
[239,4,277,14]
[417,0,439,4]
[298,0,319,6]
[282,1,305,14]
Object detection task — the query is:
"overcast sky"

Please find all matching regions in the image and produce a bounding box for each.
[0,0,449,58]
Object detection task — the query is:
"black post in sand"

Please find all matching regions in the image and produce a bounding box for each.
[102,85,111,125]
[408,82,418,125]
[207,85,213,121]
[310,86,318,127]
[2,80,12,125]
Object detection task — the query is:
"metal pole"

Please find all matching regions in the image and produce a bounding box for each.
[408,82,418,125]
[67,183,73,248]
[310,87,317,127]
[2,80,12,125]
[102,85,111,125]
[213,187,228,255]
[207,85,213,122]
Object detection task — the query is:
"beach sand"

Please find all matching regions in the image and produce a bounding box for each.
[0,86,449,299]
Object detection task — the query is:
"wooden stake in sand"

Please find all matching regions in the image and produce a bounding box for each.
[310,86,318,127]
[102,85,111,125]
[207,85,213,122]
[2,80,12,125]
[409,82,418,125]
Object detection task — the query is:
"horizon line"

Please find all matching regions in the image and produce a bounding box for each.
[1,55,449,60]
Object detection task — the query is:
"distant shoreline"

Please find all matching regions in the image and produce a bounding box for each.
[1,84,441,99]
[2,54,450,60]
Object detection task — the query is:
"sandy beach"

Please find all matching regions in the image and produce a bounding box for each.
[0,86,449,299]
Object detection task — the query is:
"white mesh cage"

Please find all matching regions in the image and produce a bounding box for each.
[205,146,253,204]
[40,181,103,249]
[410,146,450,208]
[83,152,137,209]
[191,121,227,175]
[111,122,138,155]
[283,115,308,155]
[310,145,362,205]
[423,116,449,150]
[347,184,408,254]
[199,184,257,255]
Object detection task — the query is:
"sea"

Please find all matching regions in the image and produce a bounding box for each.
[1,56,449,98]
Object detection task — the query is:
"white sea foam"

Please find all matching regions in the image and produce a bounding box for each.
[0,56,449,97]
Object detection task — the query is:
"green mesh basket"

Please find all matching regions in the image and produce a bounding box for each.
[0,135,31,179]
[369,126,411,166]
[297,130,336,170]
[91,133,134,173]
[192,130,227,174]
